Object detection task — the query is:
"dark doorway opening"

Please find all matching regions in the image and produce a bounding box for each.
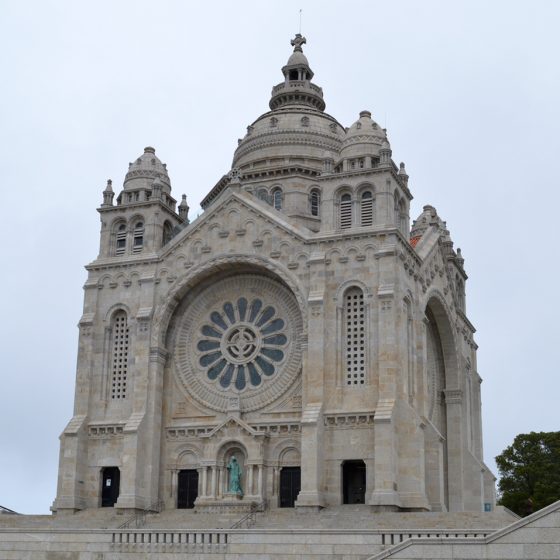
[177,469,199,509]
[342,460,366,504]
[279,467,301,508]
[101,467,120,507]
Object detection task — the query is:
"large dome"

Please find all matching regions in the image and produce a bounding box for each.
[232,107,344,171]
[232,35,345,172]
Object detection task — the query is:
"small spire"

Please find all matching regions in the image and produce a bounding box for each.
[101,179,114,207]
[151,177,163,200]
[178,194,189,223]
[398,162,409,188]
[456,248,465,267]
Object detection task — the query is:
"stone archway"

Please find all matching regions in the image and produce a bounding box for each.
[423,293,462,512]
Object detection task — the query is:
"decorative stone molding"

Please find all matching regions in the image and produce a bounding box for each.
[444,388,463,404]
[323,413,375,428]
[88,424,125,438]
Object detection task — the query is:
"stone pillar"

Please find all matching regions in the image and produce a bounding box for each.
[169,469,178,509]
[201,466,208,498]
[257,464,264,499]
[247,464,254,496]
[368,276,401,510]
[444,389,464,511]
[296,252,326,510]
[210,466,217,498]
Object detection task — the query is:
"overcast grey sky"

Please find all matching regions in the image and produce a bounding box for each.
[1,0,558,514]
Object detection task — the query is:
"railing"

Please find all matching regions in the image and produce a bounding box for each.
[380,529,492,546]
[117,499,164,529]
[230,500,267,529]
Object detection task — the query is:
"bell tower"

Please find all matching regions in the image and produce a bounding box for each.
[97,146,188,259]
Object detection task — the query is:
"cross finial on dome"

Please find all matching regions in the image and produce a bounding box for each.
[291,34,306,52]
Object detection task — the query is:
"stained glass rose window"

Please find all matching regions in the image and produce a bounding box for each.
[197,297,287,390]
[173,274,302,413]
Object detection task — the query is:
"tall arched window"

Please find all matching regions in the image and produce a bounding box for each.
[115,223,127,256]
[132,221,144,253]
[360,191,373,226]
[110,311,129,399]
[340,193,352,229]
[272,188,283,210]
[310,189,320,217]
[343,287,365,386]
[162,220,174,247]
[257,188,268,203]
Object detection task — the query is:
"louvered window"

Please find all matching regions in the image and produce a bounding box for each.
[132,221,144,253]
[110,311,129,399]
[344,288,365,386]
[361,191,373,226]
[115,224,127,256]
[340,194,352,229]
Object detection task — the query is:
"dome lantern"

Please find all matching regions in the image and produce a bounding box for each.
[269,35,325,111]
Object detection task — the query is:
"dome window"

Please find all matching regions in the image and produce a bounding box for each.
[289,69,298,81]
[310,189,320,217]
[272,188,283,210]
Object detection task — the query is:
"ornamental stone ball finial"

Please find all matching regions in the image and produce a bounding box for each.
[291,33,306,52]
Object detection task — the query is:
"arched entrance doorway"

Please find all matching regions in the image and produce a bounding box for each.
[342,460,366,504]
[177,469,199,509]
[101,467,120,507]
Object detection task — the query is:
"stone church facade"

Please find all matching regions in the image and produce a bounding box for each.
[53,35,495,516]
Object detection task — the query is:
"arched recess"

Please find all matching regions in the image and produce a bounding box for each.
[217,441,248,495]
[334,280,372,387]
[423,291,461,512]
[151,254,308,349]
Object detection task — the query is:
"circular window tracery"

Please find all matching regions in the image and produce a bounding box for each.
[173,275,302,412]
[196,298,287,390]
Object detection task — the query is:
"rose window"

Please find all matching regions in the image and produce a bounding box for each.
[173,274,302,413]
[197,297,287,391]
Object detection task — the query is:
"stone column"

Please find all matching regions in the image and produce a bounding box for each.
[200,466,208,498]
[247,464,254,497]
[257,465,264,499]
[210,466,217,498]
[169,469,178,509]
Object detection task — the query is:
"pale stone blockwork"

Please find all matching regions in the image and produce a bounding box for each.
[50,34,496,520]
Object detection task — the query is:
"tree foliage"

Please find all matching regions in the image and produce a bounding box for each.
[496,431,560,516]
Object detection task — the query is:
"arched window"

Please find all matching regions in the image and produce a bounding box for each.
[272,188,283,210]
[310,189,320,217]
[132,221,144,253]
[456,276,465,311]
[115,223,127,256]
[257,188,268,203]
[343,287,365,386]
[162,221,174,247]
[340,193,352,229]
[394,194,400,228]
[360,191,373,226]
[110,311,129,399]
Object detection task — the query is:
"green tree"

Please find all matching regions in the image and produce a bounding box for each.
[496,431,560,516]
